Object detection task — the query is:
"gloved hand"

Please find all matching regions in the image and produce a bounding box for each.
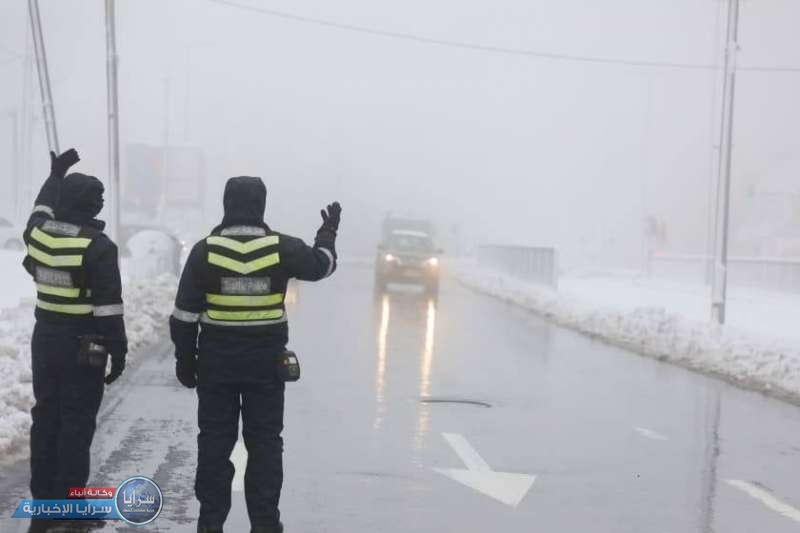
[50,148,80,178]
[176,353,198,389]
[319,202,342,232]
[104,354,125,385]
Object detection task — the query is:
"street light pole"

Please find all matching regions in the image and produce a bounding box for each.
[28,0,59,154]
[710,0,740,325]
[20,31,34,220]
[105,0,121,241]
[6,110,20,221]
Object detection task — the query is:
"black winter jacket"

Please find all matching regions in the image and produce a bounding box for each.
[23,170,128,358]
[169,177,337,381]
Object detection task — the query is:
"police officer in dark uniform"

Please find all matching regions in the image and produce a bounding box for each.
[23,149,128,532]
[170,176,340,533]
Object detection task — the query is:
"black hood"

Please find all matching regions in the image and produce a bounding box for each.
[55,172,105,228]
[219,176,267,227]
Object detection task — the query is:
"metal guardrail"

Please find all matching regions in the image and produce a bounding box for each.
[651,254,800,293]
[477,244,558,289]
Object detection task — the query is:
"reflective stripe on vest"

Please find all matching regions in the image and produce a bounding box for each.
[200,312,288,327]
[172,307,201,323]
[36,299,93,315]
[93,303,124,317]
[206,308,284,321]
[30,226,92,249]
[36,283,81,298]
[208,252,279,275]
[206,293,283,307]
[204,233,283,325]
[27,244,84,267]
[207,235,279,254]
[27,223,96,316]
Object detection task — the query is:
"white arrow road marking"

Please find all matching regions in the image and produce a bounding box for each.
[433,432,536,507]
[231,440,248,492]
[726,480,800,523]
[634,426,668,441]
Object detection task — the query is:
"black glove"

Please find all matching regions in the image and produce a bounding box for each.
[176,353,198,389]
[104,354,125,385]
[50,148,80,178]
[319,202,342,232]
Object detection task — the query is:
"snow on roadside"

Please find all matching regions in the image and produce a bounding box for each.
[123,275,178,354]
[0,250,33,309]
[0,275,177,457]
[453,262,800,403]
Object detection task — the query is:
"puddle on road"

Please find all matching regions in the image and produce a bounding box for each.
[419,397,492,408]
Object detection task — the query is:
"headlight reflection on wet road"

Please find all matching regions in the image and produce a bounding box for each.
[373,293,391,430]
[414,297,437,450]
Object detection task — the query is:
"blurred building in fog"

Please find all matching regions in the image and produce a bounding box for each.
[733,157,800,257]
[124,143,205,240]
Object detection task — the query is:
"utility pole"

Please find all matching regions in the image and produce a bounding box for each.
[710,0,740,325]
[105,0,121,241]
[28,0,59,154]
[160,75,171,225]
[20,30,34,221]
[4,110,20,220]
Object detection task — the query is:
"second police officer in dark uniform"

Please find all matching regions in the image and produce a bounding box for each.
[23,149,128,533]
[169,176,341,533]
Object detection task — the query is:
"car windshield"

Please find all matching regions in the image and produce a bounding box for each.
[387,233,434,252]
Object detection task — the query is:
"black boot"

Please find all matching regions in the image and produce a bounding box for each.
[251,522,283,533]
[197,525,224,533]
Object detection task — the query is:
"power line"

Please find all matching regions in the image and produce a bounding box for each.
[208,0,800,73]
[739,64,800,73]
[208,0,712,70]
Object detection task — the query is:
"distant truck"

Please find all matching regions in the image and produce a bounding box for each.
[375,217,442,295]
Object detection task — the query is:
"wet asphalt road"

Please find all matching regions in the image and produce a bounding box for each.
[2,263,800,532]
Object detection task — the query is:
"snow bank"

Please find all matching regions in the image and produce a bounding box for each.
[0,275,177,457]
[0,250,33,309]
[453,262,800,403]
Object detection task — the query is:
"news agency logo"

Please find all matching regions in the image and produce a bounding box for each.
[114,476,163,526]
[13,476,164,523]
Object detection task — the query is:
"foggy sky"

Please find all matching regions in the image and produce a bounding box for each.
[1,0,799,264]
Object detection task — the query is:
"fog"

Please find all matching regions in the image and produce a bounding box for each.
[1,0,799,266]
[3,3,800,530]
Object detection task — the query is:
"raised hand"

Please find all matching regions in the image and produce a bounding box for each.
[50,148,80,178]
[319,201,342,232]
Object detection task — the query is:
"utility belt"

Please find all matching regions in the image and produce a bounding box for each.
[77,334,109,369]
[276,350,300,382]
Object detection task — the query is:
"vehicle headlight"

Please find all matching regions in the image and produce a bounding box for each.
[426,257,439,267]
[385,253,396,262]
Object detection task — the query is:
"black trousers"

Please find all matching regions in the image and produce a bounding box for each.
[30,323,105,500]
[196,379,285,529]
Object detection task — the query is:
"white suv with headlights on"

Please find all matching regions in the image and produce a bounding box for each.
[375,229,441,295]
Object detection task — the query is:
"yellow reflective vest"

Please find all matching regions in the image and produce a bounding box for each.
[202,232,286,326]
[24,220,98,316]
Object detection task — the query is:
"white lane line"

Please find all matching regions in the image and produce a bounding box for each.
[633,426,668,441]
[726,480,800,523]
[442,432,491,472]
[231,440,248,492]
